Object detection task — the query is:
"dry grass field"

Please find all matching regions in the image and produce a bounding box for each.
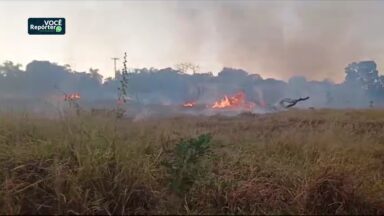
[0,109,384,214]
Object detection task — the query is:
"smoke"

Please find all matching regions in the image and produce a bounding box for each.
[1,59,383,117]
[2,1,384,80]
[172,1,384,82]
[3,1,384,116]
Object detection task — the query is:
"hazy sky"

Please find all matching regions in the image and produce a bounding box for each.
[1,0,384,82]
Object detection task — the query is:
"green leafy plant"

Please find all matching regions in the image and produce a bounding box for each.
[163,134,212,195]
[118,52,129,103]
[116,52,129,118]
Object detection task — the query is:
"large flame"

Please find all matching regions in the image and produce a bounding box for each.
[211,91,255,110]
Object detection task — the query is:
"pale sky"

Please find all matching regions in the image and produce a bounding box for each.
[1,0,384,82]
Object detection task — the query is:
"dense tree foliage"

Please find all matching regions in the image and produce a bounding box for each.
[0,60,382,108]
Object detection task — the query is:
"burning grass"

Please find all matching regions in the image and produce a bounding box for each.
[0,109,384,214]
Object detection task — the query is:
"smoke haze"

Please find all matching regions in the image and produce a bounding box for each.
[1,59,384,116]
[2,1,384,81]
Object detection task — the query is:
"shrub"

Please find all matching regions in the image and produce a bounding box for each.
[163,134,212,195]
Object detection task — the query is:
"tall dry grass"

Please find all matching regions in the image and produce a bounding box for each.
[0,109,383,214]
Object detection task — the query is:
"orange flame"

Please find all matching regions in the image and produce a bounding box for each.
[183,101,196,108]
[211,91,255,110]
[64,93,80,101]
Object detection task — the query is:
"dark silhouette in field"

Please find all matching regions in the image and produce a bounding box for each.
[280,96,310,108]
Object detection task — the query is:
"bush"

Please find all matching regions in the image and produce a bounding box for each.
[163,134,212,195]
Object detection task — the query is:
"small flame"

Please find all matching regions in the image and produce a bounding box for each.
[183,101,196,108]
[64,93,80,101]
